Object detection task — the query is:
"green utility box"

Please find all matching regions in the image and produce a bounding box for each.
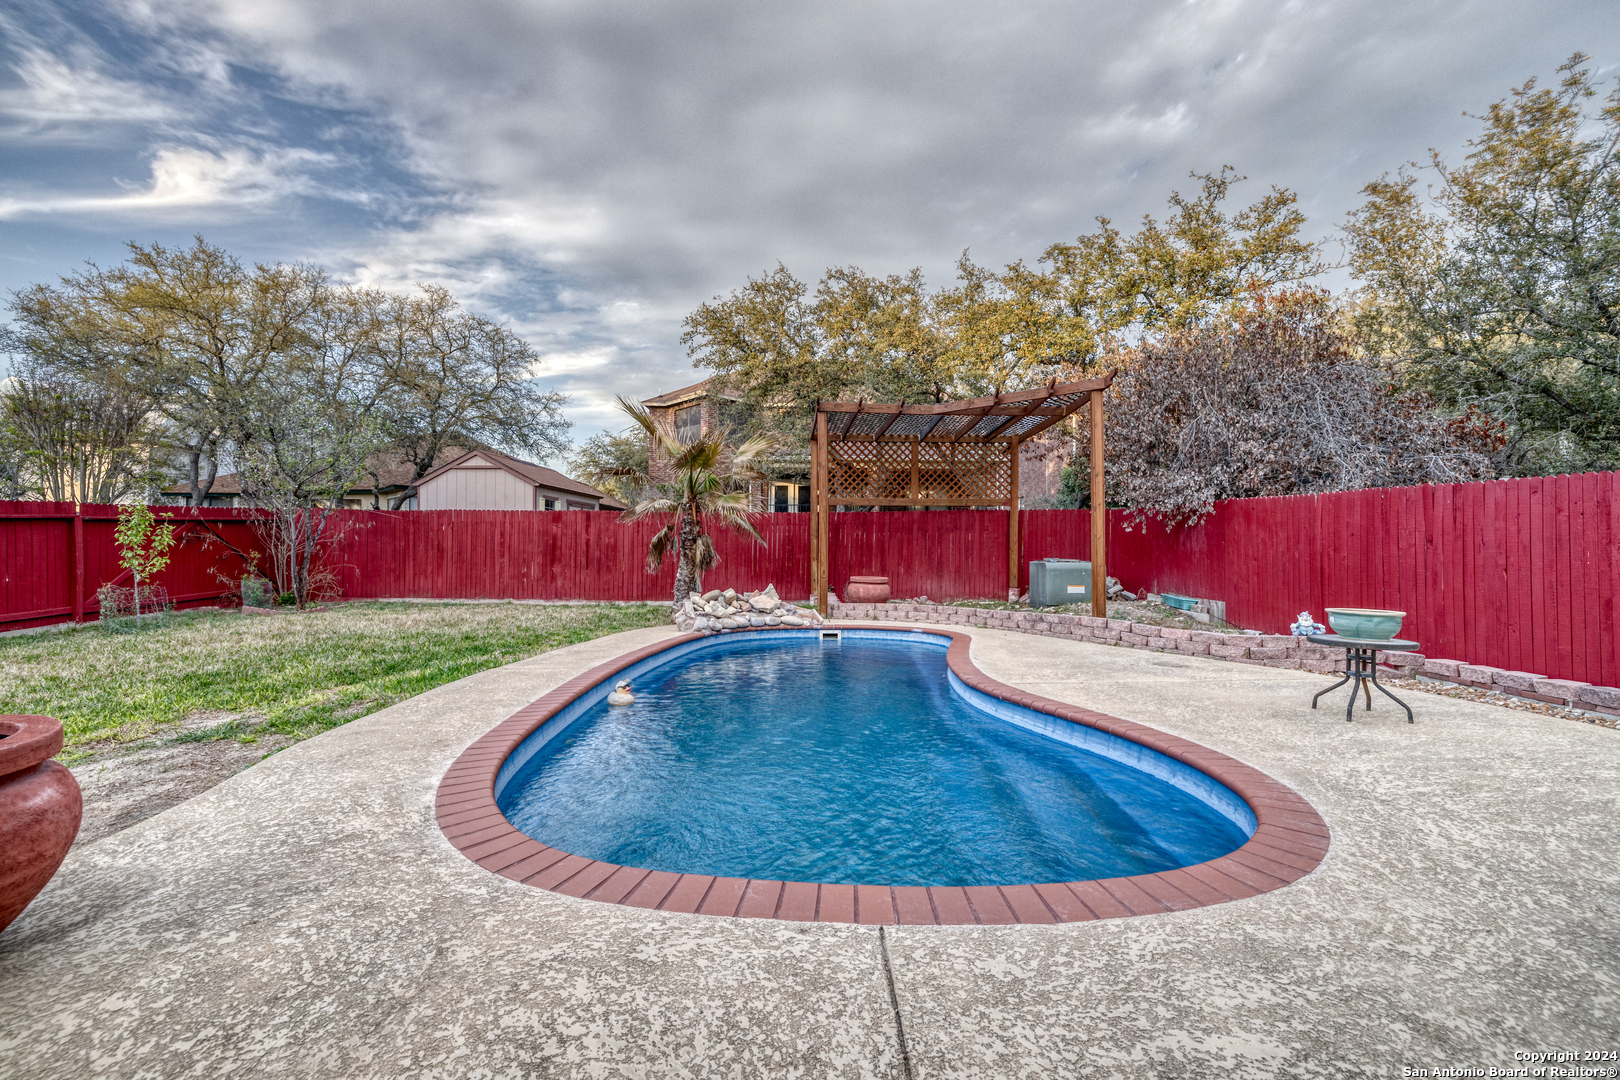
[1029,558,1091,607]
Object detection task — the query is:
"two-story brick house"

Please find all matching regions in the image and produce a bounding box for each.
[640,378,812,513]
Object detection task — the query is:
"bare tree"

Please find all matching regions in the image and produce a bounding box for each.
[372,285,571,508]
[1094,290,1500,524]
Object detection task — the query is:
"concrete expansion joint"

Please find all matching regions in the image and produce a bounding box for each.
[878,926,915,1080]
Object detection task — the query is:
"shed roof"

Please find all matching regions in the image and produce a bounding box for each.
[414,448,613,502]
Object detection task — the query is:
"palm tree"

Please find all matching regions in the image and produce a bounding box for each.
[616,396,780,604]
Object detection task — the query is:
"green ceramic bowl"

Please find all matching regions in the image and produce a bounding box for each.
[1325,608,1406,640]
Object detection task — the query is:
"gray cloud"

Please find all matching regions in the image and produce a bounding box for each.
[2,0,1615,442]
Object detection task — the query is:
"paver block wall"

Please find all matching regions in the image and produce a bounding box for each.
[829,600,1620,721]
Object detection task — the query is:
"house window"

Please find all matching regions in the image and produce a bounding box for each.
[675,405,701,444]
[772,483,811,513]
[543,497,557,510]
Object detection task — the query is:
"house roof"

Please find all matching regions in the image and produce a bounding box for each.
[161,446,620,505]
[414,448,614,502]
[640,378,716,408]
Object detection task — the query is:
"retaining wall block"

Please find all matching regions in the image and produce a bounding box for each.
[1176,642,1211,656]
[1189,631,1230,647]
[1532,678,1590,702]
[1247,647,1289,660]
[1081,615,1106,627]
[1302,659,1342,674]
[1130,623,1163,637]
[1209,644,1250,660]
[1491,670,1548,692]
[1119,633,1150,647]
[1420,658,1463,678]
[1158,627,1193,641]
[1106,618,1135,632]
[1577,685,1620,710]
[1457,664,1505,687]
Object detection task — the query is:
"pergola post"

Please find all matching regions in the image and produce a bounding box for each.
[1008,437,1020,600]
[1089,388,1107,619]
[813,410,829,616]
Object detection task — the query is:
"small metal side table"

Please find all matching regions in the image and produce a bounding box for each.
[1306,634,1419,723]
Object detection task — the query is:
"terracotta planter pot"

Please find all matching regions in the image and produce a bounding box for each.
[845,576,891,604]
[0,715,82,935]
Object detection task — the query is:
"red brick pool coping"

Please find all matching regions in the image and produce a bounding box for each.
[436,624,1329,925]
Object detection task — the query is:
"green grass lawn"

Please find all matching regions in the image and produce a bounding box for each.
[0,601,669,763]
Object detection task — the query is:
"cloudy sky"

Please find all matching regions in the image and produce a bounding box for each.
[0,0,1613,455]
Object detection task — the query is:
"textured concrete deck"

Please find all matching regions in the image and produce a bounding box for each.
[1,625,1616,1078]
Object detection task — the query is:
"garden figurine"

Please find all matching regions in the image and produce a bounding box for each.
[1291,611,1326,637]
[608,680,635,706]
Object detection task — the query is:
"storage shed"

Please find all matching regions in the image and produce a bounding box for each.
[413,449,622,511]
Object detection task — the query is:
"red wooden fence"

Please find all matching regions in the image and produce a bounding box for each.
[3,472,1615,685]
[0,502,266,629]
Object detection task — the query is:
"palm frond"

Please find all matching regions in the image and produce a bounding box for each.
[617,396,682,462]
[645,524,674,572]
[726,432,783,477]
[621,494,678,522]
[691,532,719,573]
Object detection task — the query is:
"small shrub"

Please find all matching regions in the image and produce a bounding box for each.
[241,577,272,609]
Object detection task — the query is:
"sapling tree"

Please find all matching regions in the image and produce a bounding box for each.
[113,503,176,621]
[235,390,383,609]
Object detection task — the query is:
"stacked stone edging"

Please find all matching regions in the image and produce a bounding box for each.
[830,601,1620,721]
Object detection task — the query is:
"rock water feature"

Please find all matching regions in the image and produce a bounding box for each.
[671,584,826,635]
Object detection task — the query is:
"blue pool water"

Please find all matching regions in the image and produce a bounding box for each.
[497,634,1251,887]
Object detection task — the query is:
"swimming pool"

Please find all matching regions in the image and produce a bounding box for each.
[496,631,1251,887]
[438,625,1329,924]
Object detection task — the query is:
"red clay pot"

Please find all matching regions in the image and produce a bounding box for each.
[0,714,82,935]
[845,576,891,604]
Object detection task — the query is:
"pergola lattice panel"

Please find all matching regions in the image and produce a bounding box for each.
[826,440,1010,506]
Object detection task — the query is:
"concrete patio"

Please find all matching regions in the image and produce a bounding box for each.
[1,624,1616,1078]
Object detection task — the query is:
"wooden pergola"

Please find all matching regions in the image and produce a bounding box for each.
[808,373,1114,617]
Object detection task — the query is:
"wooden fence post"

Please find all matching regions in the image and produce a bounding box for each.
[72,503,85,622]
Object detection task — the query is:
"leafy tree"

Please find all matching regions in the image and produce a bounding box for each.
[935,254,1093,394]
[7,237,327,503]
[371,284,572,508]
[684,171,1328,445]
[1100,290,1498,524]
[0,358,162,503]
[567,427,650,506]
[1042,168,1329,343]
[1344,55,1620,474]
[5,241,572,507]
[112,502,176,621]
[615,396,778,604]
